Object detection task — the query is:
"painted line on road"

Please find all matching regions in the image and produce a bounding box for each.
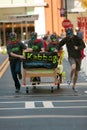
[22,82,87,87]
[0,57,9,78]
[43,101,54,108]
[0,105,87,110]
[0,99,87,104]
[0,115,87,119]
[25,101,35,108]
[0,100,87,111]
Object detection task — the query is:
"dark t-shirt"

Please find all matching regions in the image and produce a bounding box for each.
[58,35,85,58]
[27,39,44,52]
[46,42,59,52]
[7,40,26,61]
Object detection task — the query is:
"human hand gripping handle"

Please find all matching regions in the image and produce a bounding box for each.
[74,46,78,50]
[19,55,26,59]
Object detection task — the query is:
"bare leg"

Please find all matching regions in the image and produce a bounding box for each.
[72,70,78,89]
[70,63,76,81]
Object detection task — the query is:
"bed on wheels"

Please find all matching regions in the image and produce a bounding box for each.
[22,52,62,94]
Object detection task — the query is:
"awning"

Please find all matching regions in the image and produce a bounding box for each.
[8,14,39,22]
[0,2,48,8]
[0,14,39,23]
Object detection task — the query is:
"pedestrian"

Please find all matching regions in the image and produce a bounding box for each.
[24,32,45,85]
[46,33,63,83]
[75,27,83,39]
[46,33,59,52]
[58,28,86,91]
[6,32,27,93]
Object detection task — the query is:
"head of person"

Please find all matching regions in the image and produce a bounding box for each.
[50,34,57,44]
[30,32,37,42]
[66,28,73,38]
[9,32,17,42]
[43,35,48,40]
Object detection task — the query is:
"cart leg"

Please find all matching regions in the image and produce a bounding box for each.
[57,83,60,89]
[57,74,60,89]
[23,69,26,85]
[51,86,54,93]
[26,87,29,94]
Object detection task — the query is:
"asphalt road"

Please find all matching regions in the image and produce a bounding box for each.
[0,54,87,130]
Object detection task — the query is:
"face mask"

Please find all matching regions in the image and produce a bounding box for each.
[67,32,73,37]
[31,36,36,41]
[11,37,16,41]
[66,28,73,37]
[51,38,56,42]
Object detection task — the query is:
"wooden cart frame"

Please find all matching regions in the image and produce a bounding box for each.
[23,68,61,93]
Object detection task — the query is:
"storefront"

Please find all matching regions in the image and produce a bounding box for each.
[0,0,47,46]
[0,14,39,46]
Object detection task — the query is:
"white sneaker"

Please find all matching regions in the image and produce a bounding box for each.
[72,87,78,92]
[67,80,71,85]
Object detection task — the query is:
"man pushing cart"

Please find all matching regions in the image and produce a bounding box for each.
[22,32,65,93]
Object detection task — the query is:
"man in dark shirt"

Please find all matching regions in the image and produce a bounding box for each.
[46,33,59,52]
[58,28,86,91]
[26,32,44,52]
[7,32,26,93]
[24,32,44,85]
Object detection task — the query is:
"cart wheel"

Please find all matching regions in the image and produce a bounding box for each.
[26,87,29,94]
[57,83,60,90]
[51,87,54,93]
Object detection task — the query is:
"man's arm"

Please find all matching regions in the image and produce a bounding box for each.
[58,38,66,50]
[10,52,25,59]
[74,38,86,50]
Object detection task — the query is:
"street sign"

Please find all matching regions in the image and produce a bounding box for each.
[60,8,65,17]
[62,19,71,28]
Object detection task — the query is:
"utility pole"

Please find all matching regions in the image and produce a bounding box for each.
[65,0,67,19]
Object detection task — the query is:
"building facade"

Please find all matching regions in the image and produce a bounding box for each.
[0,0,87,46]
[0,0,47,45]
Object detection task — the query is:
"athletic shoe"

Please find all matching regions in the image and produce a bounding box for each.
[72,86,78,92]
[67,80,71,85]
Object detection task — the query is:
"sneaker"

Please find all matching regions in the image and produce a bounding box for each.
[18,73,22,80]
[67,80,71,85]
[72,86,78,92]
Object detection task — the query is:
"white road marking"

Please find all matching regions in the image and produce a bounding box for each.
[0,100,87,110]
[0,115,87,119]
[0,106,87,110]
[25,101,35,108]
[43,101,54,108]
[0,99,87,104]
[84,91,87,93]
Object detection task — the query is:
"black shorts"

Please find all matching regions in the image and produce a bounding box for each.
[68,57,81,71]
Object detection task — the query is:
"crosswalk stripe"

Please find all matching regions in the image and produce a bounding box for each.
[43,101,54,108]
[25,101,35,108]
[0,100,87,110]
